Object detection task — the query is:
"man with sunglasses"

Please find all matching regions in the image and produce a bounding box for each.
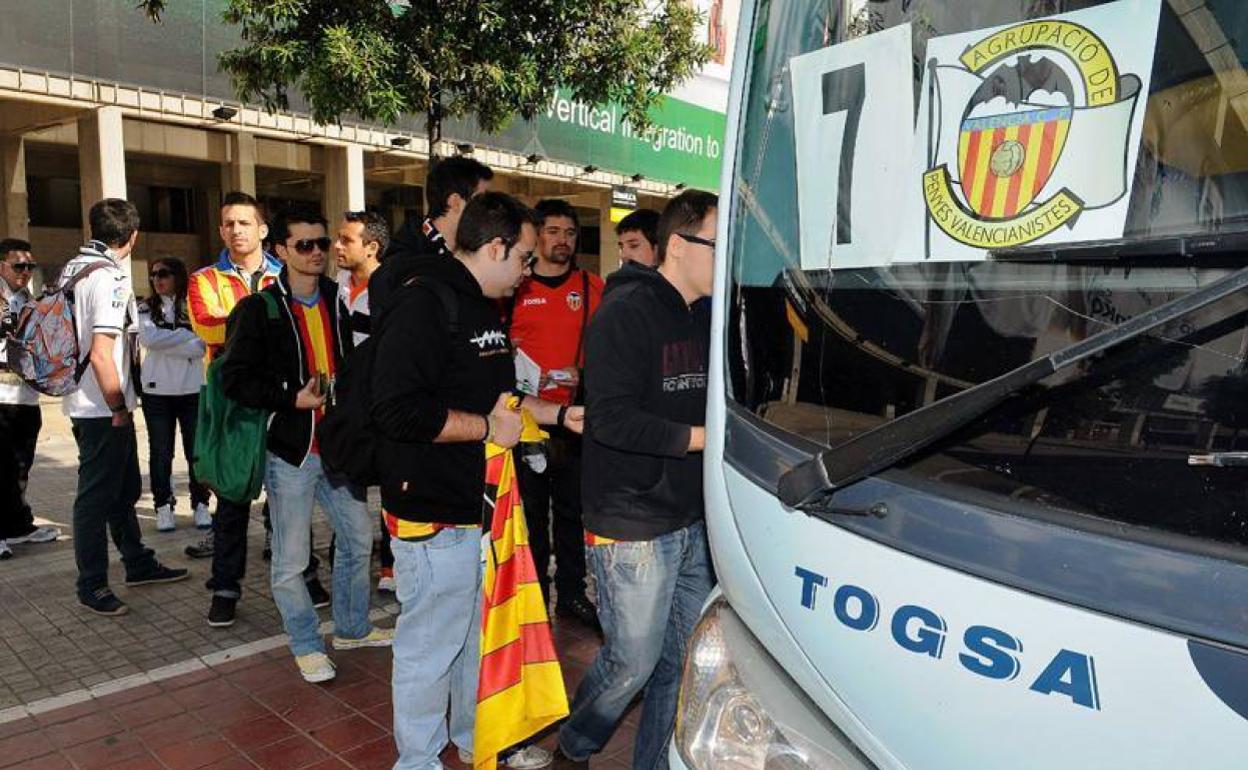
[191,192,326,628]
[221,208,392,682]
[371,192,577,770]
[0,238,59,560]
[507,199,604,630]
[555,190,718,769]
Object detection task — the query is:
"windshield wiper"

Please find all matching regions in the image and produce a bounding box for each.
[778,263,1248,510]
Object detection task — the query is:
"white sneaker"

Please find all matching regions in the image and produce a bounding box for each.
[295,652,336,683]
[193,502,212,530]
[377,575,396,593]
[458,746,553,769]
[10,525,60,544]
[155,505,176,532]
[0,540,11,560]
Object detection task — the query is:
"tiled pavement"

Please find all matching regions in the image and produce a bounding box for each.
[1,403,639,768]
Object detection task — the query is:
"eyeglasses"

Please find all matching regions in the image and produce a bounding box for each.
[11,262,36,272]
[150,269,174,279]
[521,253,538,270]
[676,232,717,250]
[291,237,332,255]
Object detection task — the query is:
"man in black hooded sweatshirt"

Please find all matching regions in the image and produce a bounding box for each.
[556,190,718,770]
[371,192,581,770]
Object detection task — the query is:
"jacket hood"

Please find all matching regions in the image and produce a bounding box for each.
[605,260,689,313]
[603,260,655,295]
[406,251,484,300]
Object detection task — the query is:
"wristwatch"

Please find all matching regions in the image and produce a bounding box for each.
[109,402,127,414]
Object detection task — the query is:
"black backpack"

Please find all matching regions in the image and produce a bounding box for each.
[318,277,459,486]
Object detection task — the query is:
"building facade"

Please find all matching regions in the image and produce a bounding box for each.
[0,0,736,285]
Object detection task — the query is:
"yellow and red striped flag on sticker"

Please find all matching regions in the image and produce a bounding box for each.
[475,413,569,770]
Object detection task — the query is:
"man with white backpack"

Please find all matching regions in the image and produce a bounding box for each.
[61,199,189,615]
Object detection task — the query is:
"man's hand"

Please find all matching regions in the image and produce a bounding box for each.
[111,410,132,428]
[488,393,523,449]
[688,426,706,452]
[294,378,326,411]
[562,406,585,435]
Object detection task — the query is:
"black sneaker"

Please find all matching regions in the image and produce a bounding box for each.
[555,594,602,632]
[184,533,214,559]
[263,530,272,562]
[81,588,128,616]
[125,564,190,587]
[306,577,330,608]
[208,595,237,628]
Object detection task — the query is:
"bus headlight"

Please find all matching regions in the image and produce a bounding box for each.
[675,599,875,770]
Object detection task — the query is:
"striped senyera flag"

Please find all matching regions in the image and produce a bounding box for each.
[474,433,569,770]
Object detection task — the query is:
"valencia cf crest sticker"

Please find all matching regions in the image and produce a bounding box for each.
[920,17,1145,251]
[566,291,583,312]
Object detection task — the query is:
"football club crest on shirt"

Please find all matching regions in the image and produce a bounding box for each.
[566,291,583,312]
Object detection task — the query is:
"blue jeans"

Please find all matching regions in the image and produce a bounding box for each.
[559,521,713,770]
[391,527,483,770]
[141,393,210,510]
[265,452,372,656]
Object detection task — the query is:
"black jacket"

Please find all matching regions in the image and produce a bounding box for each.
[370,217,452,327]
[581,263,711,540]
[221,269,348,469]
[370,254,514,524]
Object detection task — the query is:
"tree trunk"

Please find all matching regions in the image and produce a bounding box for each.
[426,0,442,162]
[428,79,442,162]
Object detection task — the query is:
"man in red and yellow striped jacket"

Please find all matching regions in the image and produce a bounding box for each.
[188,192,282,359]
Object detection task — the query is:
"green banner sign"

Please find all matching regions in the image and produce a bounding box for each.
[527,90,726,190]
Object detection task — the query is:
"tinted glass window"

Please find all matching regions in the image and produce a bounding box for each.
[728,0,1248,548]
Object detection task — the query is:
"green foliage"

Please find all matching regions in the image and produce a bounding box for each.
[138,0,711,143]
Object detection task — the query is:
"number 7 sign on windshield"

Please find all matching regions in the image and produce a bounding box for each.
[791,24,914,271]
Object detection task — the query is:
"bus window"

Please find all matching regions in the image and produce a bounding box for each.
[727,0,1248,551]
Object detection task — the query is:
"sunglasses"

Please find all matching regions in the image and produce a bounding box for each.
[11,262,36,272]
[291,237,332,255]
[150,269,174,279]
[676,232,717,250]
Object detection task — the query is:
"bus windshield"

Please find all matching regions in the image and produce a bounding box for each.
[728,0,1248,550]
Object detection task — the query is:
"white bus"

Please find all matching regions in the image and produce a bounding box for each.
[673,1,1248,767]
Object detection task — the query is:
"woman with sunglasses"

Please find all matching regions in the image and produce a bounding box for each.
[138,258,211,533]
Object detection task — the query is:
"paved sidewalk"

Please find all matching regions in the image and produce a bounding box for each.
[0,402,640,768]
[0,620,637,770]
[1,402,361,709]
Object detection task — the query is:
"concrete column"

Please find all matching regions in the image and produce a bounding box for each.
[0,137,28,240]
[222,132,257,196]
[324,144,365,222]
[597,188,615,277]
[78,106,128,238]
